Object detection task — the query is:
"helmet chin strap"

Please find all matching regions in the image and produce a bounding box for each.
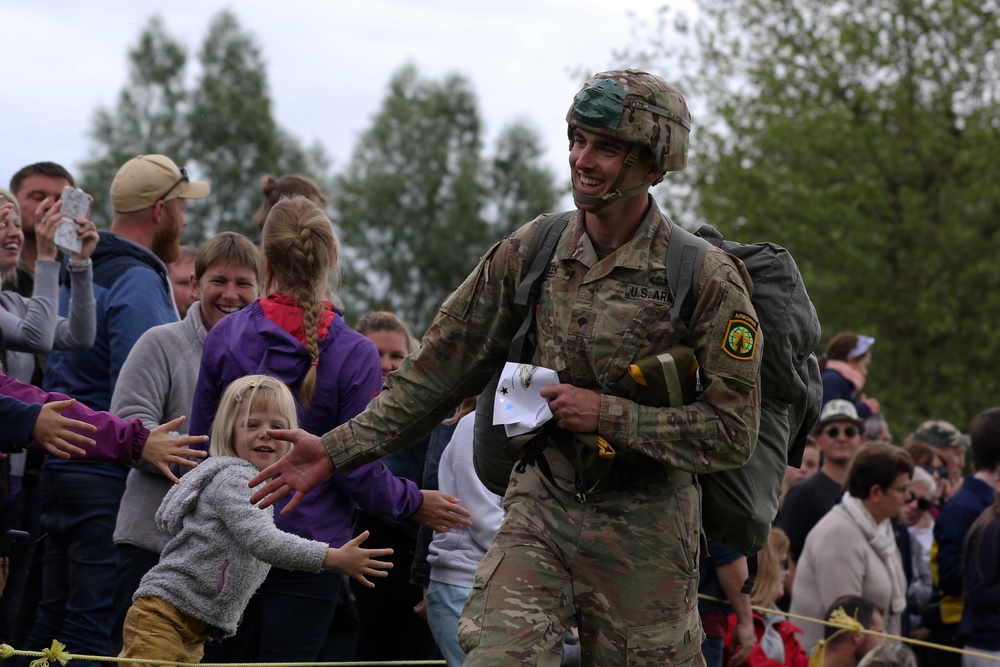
[571,144,652,212]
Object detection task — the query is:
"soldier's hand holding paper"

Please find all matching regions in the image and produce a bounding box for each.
[493,362,559,436]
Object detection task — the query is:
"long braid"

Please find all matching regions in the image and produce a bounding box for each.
[261,195,339,408]
[295,226,323,406]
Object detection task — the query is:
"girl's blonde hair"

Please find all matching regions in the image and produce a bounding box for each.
[751,527,790,607]
[210,374,299,458]
[260,196,340,406]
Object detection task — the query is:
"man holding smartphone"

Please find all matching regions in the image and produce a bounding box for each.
[20,155,208,667]
[7,162,77,298]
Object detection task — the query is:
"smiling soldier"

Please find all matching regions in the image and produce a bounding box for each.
[248,70,763,667]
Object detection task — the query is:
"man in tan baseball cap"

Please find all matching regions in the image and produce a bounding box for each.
[110,154,209,264]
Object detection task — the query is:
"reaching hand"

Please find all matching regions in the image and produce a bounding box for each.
[30,399,98,458]
[323,530,393,588]
[140,416,210,483]
[248,428,335,514]
[412,490,473,533]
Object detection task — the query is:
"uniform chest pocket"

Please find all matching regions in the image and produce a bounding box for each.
[601,299,682,387]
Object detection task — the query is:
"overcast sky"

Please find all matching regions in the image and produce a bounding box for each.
[2,0,692,208]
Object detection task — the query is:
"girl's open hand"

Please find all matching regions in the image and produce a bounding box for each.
[323,530,393,588]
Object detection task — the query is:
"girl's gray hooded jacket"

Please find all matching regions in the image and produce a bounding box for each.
[134,456,328,636]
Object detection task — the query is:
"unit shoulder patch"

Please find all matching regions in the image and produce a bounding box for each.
[722,311,759,360]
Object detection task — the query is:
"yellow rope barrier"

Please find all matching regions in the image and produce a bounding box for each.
[6,598,1000,666]
[0,642,446,667]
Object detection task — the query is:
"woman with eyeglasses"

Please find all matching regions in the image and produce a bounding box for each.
[820,331,880,420]
[789,443,913,653]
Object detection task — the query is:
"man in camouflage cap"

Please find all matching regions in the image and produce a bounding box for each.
[909,420,967,490]
[249,70,762,666]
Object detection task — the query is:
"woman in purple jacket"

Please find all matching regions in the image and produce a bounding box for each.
[190,196,470,663]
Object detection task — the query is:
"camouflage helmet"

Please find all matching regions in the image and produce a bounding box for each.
[566,69,692,175]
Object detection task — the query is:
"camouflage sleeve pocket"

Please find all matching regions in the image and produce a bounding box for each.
[440,239,504,323]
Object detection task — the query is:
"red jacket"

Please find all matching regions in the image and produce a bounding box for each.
[723,611,809,667]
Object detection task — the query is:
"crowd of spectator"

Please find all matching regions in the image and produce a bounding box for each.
[2,154,998,667]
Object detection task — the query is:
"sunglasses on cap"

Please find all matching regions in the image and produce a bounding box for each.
[921,464,950,479]
[824,425,859,439]
[158,167,190,202]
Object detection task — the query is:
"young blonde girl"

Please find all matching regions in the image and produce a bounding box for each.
[723,528,809,667]
[189,197,468,661]
[119,375,392,666]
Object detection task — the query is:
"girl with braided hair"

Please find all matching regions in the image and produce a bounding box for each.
[189,196,470,663]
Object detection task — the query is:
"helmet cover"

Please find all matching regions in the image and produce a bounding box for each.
[567,69,692,173]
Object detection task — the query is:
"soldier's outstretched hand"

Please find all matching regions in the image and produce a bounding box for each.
[249,428,335,514]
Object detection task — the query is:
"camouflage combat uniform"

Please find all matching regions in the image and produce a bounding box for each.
[322,200,762,666]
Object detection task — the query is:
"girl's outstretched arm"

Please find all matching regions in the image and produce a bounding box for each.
[322,530,393,588]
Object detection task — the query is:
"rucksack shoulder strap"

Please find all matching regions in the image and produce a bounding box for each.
[509,210,573,362]
[666,223,711,339]
[515,211,573,306]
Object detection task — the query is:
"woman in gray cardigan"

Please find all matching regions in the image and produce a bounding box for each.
[110,232,261,645]
[789,443,913,652]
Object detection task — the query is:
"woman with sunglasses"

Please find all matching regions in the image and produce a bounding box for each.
[903,466,937,633]
[789,443,913,653]
[820,331,880,419]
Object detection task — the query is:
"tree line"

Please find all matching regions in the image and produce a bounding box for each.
[615,0,1000,434]
[79,11,561,332]
[82,3,1000,433]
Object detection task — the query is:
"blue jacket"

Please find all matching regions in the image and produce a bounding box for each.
[0,394,41,448]
[932,476,995,624]
[190,300,423,547]
[959,508,1000,650]
[43,231,177,480]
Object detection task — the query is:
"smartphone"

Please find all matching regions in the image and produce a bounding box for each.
[55,185,91,254]
[0,529,30,561]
